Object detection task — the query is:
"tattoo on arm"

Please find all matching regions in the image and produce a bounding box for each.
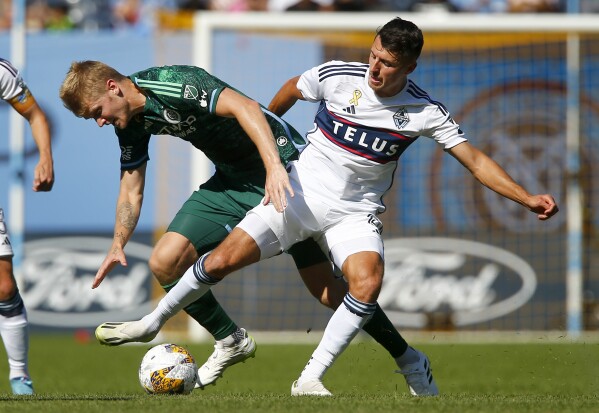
[117,201,137,230]
[115,232,127,247]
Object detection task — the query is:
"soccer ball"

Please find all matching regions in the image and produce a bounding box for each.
[138,343,198,394]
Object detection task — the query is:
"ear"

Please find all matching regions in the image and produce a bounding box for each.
[405,62,417,75]
[106,79,120,95]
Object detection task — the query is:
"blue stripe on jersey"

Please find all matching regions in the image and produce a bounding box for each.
[314,103,417,164]
[406,80,449,116]
[343,293,376,317]
[121,154,149,170]
[318,63,367,82]
[209,89,219,113]
[0,58,18,77]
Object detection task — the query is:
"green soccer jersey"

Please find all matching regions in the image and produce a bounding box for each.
[115,65,307,179]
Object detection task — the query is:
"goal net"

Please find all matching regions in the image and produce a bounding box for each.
[158,12,599,338]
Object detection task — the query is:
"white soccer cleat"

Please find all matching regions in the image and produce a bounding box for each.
[95,321,157,346]
[291,379,333,396]
[195,328,257,389]
[396,348,439,396]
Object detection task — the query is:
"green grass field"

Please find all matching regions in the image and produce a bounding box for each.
[0,334,597,413]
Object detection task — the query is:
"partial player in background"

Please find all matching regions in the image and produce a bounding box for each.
[59,61,417,391]
[0,57,55,395]
[92,16,559,397]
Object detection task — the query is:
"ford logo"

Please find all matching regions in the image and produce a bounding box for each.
[379,237,537,327]
[21,237,154,328]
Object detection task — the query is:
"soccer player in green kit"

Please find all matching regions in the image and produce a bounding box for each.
[59,61,415,389]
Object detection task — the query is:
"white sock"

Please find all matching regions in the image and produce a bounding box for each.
[141,255,214,332]
[0,310,29,379]
[298,303,371,384]
[395,346,420,369]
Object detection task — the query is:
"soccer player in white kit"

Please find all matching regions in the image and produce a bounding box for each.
[0,58,54,395]
[96,17,558,396]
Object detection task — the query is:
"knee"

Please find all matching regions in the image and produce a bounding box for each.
[0,282,16,301]
[0,272,17,301]
[204,250,232,279]
[347,271,383,303]
[148,250,176,284]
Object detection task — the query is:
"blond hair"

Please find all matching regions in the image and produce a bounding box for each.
[59,60,127,118]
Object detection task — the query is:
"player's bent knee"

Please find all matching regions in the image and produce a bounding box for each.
[148,252,178,283]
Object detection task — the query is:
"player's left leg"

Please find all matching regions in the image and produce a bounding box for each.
[290,239,412,360]
[0,257,33,395]
[292,244,382,397]
[0,209,33,395]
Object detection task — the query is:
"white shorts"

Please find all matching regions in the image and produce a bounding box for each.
[237,167,384,269]
[0,209,13,257]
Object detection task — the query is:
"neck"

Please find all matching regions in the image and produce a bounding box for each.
[126,80,147,115]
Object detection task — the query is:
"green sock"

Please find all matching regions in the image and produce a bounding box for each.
[163,281,237,341]
[362,303,409,358]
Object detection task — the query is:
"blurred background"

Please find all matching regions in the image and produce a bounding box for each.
[0,0,598,342]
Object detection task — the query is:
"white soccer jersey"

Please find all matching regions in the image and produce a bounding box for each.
[0,58,24,101]
[295,60,467,214]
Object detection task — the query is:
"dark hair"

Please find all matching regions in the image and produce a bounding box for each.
[376,17,424,63]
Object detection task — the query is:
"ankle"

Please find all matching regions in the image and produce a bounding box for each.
[396,346,420,368]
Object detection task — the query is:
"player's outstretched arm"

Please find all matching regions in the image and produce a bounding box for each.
[93,164,146,288]
[214,87,292,212]
[448,141,559,220]
[268,76,304,117]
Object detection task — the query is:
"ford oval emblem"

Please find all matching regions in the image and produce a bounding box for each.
[21,237,154,328]
[379,237,537,327]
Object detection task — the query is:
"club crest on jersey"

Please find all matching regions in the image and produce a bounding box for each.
[276,136,288,146]
[183,85,199,100]
[163,109,181,124]
[393,108,409,129]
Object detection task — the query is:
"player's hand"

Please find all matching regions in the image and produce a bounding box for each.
[32,157,54,192]
[92,246,128,289]
[263,163,294,213]
[527,194,559,220]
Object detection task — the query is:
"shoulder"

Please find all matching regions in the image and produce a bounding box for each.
[310,60,368,83]
[0,58,18,79]
[0,58,24,101]
[403,79,450,113]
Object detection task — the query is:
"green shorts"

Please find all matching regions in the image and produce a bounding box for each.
[168,171,328,269]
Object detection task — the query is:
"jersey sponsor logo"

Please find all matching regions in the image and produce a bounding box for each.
[199,90,208,108]
[315,105,417,164]
[379,237,537,327]
[393,108,409,129]
[163,109,181,124]
[183,85,199,100]
[157,114,198,137]
[1,237,10,246]
[276,136,288,147]
[121,145,133,161]
[20,236,154,328]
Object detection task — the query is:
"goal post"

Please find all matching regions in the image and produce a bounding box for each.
[188,12,599,338]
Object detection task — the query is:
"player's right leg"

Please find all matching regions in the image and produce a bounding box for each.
[96,179,265,386]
